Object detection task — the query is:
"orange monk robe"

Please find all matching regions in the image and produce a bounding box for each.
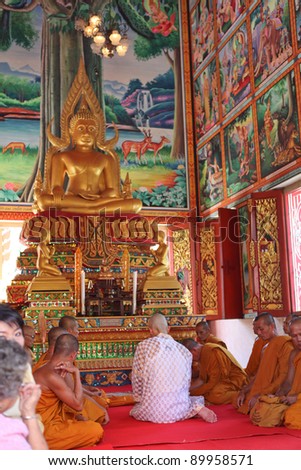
[197,334,227,349]
[63,373,109,424]
[36,388,103,450]
[32,351,48,373]
[238,336,294,414]
[284,351,301,429]
[107,393,136,407]
[191,343,247,404]
[244,337,269,379]
[33,353,109,422]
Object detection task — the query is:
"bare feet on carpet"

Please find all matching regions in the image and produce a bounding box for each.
[198,407,217,423]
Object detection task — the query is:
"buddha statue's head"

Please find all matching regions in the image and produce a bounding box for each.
[69,107,100,147]
[69,109,99,134]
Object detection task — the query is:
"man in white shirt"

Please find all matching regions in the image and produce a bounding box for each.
[130,313,217,424]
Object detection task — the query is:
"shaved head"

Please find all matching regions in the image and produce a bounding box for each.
[58,315,79,338]
[53,333,79,357]
[148,313,169,335]
[283,314,298,334]
[48,327,67,347]
[182,338,199,351]
[195,320,210,342]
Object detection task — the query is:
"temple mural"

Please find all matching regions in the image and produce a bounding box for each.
[216,0,246,40]
[219,22,250,116]
[193,58,218,141]
[296,1,301,49]
[0,0,190,210]
[251,0,292,88]
[190,0,214,73]
[198,133,224,211]
[224,107,257,197]
[189,0,301,215]
[2,0,301,214]
[0,7,41,202]
[257,69,300,179]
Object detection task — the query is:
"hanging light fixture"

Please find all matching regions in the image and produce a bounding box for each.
[75,10,129,59]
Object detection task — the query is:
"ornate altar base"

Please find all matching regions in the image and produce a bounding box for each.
[138,278,188,316]
[9,214,199,385]
[24,314,204,386]
[27,275,72,294]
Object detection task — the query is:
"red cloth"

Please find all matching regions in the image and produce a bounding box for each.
[79,386,301,450]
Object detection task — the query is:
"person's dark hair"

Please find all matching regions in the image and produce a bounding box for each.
[195,320,209,330]
[288,316,301,332]
[254,312,275,327]
[0,337,28,400]
[53,333,79,356]
[182,338,199,351]
[0,304,24,330]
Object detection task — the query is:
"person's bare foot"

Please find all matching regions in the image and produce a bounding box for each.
[198,406,217,423]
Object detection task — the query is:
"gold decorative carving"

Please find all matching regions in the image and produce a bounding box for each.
[252,295,258,311]
[81,217,119,268]
[172,230,193,314]
[255,198,283,309]
[74,247,82,313]
[122,248,130,291]
[247,199,253,213]
[77,358,134,371]
[199,227,218,314]
[249,240,256,268]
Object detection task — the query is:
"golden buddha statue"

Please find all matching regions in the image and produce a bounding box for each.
[143,230,182,292]
[36,231,62,277]
[33,59,142,216]
[147,230,170,277]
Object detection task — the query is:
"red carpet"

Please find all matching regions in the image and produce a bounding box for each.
[80,387,301,450]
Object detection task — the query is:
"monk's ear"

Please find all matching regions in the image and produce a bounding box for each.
[167,326,171,334]
[71,351,78,361]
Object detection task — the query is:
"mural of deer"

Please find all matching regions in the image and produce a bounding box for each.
[2,142,26,154]
[143,136,171,164]
[122,130,152,164]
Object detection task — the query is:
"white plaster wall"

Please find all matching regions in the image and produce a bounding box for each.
[209,317,286,368]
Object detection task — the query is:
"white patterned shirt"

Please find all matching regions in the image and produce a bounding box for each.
[130,333,204,423]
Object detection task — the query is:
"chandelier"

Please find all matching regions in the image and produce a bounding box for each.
[75,13,129,58]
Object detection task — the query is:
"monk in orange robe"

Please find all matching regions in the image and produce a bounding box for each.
[195,320,227,348]
[34,333,103,450]
[235,313,293,415]
[244,318,269,379]
[32,326,67,373]
[193,320,227,377]
[182,338,247,404]
[278,318,301,429]
[244,337,269,378]
[58,315,135,408]
[33,326,109,422]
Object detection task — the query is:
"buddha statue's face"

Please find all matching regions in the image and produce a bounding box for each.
[71,118,98,147]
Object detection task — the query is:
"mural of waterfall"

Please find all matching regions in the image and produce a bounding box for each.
[135,88,153,127]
